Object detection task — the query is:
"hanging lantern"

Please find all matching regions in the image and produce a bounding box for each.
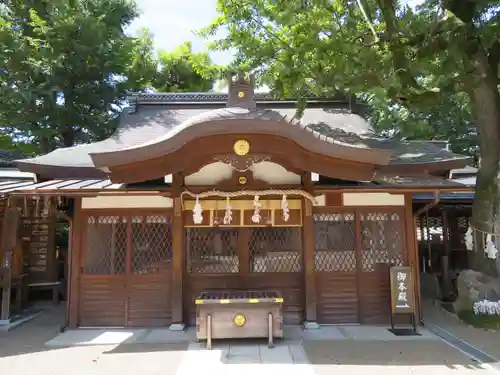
[192,196,203,224]
[43,196,50,217]
[23,197,28,217]
[35,196,40,216]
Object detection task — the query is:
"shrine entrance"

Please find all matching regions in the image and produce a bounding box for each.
[184,226,305,325]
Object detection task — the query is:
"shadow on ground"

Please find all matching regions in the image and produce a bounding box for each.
[303,340,487,369]
[0,303,494,371]
[0,303,67,358]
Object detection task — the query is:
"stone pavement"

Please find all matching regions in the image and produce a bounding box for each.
[0,304,498,375]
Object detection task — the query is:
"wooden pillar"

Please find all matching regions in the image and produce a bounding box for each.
[441,209,452,298]
[68,198,82,328]
[404,193,421,323]
[170,173,185,330]
[1,204,21,324]
[1,252,12,323]
[302,199,318,328]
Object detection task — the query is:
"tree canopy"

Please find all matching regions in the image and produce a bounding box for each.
[153,41,219,93]
[0,1,220,154]
[0,0,151,152]
[203,0,500,274]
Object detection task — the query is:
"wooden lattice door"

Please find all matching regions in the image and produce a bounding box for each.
[80,213,173,327]
[80,215,127,326]
[313,211,359,324]
[359,210,406,324]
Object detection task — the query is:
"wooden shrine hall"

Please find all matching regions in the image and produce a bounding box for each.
[2,74,474,330]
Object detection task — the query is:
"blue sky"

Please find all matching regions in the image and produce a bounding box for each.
[127,0,231,65]
[127,0,423,66]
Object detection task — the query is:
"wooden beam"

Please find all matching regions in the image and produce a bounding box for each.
[0,252,12,322]
[302,198,318,328]
[404,193,421,324]
[170,173,185,330]
[68,198,82,328]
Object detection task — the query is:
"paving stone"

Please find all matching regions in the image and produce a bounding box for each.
[141,328,195,344]
[45,329,145,347]
[259,344,294,364]
[228,343,260,357]
[302,326,345,341]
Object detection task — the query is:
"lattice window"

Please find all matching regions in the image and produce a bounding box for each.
[313,213,356,272]
[421,215,443,243]
[186,228,239,273]
[131,216,172,274]
[84,216,127,274]
[360,212,404,272]
[249,228,301,272]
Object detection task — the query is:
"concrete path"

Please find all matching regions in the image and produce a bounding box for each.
[0,304,499,375]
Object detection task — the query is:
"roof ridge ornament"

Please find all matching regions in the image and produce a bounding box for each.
[226,71,256,109]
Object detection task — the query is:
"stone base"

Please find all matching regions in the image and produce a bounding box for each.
[169,323,186,331]
[303,321,320,330]
[0,319,11,326]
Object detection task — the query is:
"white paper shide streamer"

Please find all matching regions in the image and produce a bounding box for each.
[281,194,290,222]
[252,195,262,224]
[485,234,498,259]
[223,197,232,225]
[192,196,203,224]
[465,226,474,251]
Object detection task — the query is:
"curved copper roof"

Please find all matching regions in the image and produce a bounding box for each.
[14,92,472,179]
[89,107,391,168]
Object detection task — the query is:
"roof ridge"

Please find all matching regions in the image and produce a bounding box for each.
[132,91,352,104]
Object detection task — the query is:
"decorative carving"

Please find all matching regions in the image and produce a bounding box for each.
[226,72,256,109]
[213,154,271,172]
[233,139,250,156]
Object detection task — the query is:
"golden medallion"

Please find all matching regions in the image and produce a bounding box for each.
[233,314,246,327]
[238,91,245,98]
[238,176,247,185]
[233,139,250,156]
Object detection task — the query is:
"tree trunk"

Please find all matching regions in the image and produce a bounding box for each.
[467,49,500,277]
[61,128,75,147]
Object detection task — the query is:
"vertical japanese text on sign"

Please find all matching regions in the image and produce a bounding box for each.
[390,266,414,314]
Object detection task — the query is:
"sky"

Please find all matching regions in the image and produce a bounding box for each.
[127,0,424,66]
[127,0,231,65]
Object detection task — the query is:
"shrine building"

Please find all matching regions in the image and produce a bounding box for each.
[2,74,474,329]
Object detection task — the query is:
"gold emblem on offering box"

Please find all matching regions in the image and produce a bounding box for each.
[238,176,247,185]
[233,139,250,156]
[233,314,246,327]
